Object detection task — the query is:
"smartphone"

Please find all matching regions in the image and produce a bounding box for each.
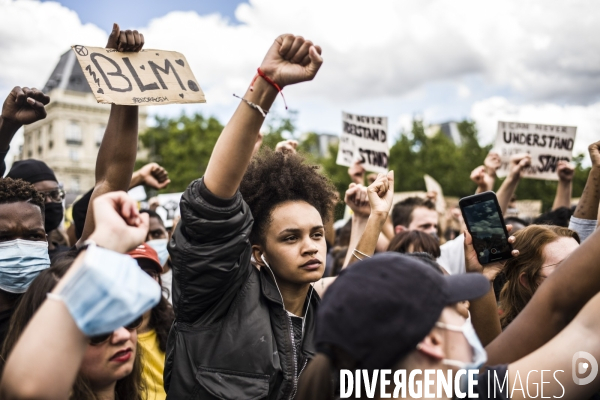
[459,191,512,265]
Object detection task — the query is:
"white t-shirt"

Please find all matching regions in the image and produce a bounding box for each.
[437,234,465,275]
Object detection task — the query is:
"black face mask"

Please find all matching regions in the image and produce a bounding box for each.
[44,202,64,233]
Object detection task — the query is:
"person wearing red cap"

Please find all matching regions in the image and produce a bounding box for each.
[129,243,174,400]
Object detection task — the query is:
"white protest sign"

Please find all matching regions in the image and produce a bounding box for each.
[71,45,206,106]
[424,174,446,215]
[336,112,389,173]
[493,121,577,181]
[156,192,183,228]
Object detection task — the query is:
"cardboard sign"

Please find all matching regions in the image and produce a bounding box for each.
[71,45,206,106]
[336,112,389,173]
[493,121,577,180]
[424,174,446,215]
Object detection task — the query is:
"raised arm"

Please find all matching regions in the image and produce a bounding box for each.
[552,160,574,210]
[0,192,153,400]
[78,23,144,244]
[573,141,600,220]
[496,153,531,215]
[485,225,600,365]
[568,141,600,241]
[314,172,394,297]
[0,87,50,175]
[345,171,394,267]
[204,35,322,198]
[509,289,600,399]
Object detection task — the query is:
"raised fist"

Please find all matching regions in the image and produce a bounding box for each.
[258,34,323,88]
[367,171,395,216]
[275,139,298,155]
[557,161,574,183]
[345,183,370,218]
[589,140,600,168]
[137,163,170,190]
[509,153,532,179]
[1,86,50,127]
[106,23,144,52]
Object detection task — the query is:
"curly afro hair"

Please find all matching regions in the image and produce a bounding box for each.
[240,149,338,245]
[0,178,45,217]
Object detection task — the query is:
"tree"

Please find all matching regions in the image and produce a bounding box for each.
[137,113,223,192]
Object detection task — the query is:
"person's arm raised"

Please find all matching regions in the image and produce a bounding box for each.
[78,23,144,244]
[0,192,150,400]
[0,87,50,175]
[573,141,600,220]
[204,35,322,198]
[496,153,531,215]
[552,160,574,210]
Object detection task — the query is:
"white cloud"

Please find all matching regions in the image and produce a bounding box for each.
[471,96,600,161]
[2,0,600,167]
[0,0,106,90]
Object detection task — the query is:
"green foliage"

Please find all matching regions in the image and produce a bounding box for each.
[389,119,492,198]
[137,113,223,192]
[138,112,591,214]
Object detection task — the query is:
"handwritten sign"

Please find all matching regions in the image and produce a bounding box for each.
[71,46,206,106]
[336,112,389,173]
[493,121,577,180]
[155,192,183,229]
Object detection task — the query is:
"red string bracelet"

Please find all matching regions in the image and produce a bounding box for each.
[250,68,288,110]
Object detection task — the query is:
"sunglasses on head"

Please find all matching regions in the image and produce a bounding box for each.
[89,316,143,346]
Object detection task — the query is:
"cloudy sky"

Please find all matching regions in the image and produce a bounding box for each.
[1,0,599,164]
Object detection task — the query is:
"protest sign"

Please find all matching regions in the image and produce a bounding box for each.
[493,121,577,180]
[155,192,183,228]
[424,174,446,215]
[336,112,389,173]
[71,45,206,106]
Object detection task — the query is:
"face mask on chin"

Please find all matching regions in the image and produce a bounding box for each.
[436,317,488,393]
[44,202,64,233]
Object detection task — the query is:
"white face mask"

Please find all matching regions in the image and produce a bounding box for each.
[147,239,169,267]
[436,319,487,370]
[0,239,50,293]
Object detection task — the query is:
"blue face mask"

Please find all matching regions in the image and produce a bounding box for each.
[0,239,50,293]
[147,238,168,266]
[54,244,161,336]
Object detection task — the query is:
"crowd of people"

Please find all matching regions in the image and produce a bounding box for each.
[0,22,599,400]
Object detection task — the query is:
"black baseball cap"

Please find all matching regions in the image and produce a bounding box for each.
[7,159,57,184]
[315,252,489,371]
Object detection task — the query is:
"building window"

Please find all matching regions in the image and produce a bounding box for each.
[49,140,53,149]
[27,150,32,158]
[69,149,79,161]
[96,125,106,146]
[38,146,43,155]
[66,121,82,145]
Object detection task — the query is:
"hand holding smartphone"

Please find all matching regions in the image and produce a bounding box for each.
[459,191,513,265]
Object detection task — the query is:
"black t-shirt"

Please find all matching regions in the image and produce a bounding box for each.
[0,308,15,348]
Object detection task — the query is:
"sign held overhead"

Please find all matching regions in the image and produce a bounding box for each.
[493,121,577,181]
[336,112,389,174]
[71,45,206,106]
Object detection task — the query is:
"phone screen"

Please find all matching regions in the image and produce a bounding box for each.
[462,199,511,264]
